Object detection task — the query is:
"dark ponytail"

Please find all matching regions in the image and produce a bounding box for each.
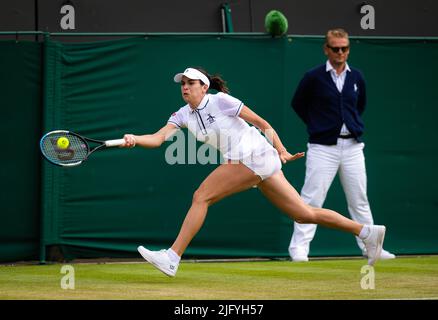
[195,67,230,94]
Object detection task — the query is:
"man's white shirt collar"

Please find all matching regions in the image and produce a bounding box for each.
[326,60,351,74]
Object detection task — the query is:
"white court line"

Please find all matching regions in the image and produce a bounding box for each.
[380,297,438,300]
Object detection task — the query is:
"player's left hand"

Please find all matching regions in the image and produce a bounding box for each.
[278,150,305,164]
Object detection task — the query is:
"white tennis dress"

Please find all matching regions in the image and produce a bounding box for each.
[168,92,281,180]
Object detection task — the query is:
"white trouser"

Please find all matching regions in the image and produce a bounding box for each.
[289,138,374,257]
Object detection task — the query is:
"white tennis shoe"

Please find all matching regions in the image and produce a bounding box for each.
[380,249,396,260]
[363,248,395,260]
[291,255,309,262]
[137,246,179,277]
[362,225,386,266]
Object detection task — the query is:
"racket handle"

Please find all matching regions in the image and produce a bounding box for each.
[105,139,126,147]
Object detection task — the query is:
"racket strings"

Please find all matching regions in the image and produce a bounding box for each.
[41,133,89,165]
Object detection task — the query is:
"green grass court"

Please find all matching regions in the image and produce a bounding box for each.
[1,256,437,300]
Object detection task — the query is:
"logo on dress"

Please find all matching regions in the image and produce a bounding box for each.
[206,113,216,124]
[354,83,358,92]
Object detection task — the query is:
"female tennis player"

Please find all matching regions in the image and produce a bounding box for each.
[121,67,386,277]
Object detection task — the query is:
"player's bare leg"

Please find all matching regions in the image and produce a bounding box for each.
[171,161,261,255]
[138,161,260,276]
[258,171,386,265]
[258,170,362,235]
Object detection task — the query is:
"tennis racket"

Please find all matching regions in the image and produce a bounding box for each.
[40,130,125,167]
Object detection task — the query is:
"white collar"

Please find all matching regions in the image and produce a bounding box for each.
[189,94,210,113]
[326,60,351,74]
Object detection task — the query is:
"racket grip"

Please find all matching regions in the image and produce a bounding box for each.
[105,139,126,147]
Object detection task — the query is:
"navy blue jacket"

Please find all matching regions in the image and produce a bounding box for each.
[291,64,367,145]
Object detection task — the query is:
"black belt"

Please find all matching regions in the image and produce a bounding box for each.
[338,134,354,139]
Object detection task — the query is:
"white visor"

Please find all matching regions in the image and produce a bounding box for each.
[173,68,210,87]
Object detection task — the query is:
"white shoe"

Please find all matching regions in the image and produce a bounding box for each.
[362,225,386,266]
[292,255,309,262]
[363,248,395,260]
[137,246,179,277]
[380,249,396,260]
[289,248,309,262]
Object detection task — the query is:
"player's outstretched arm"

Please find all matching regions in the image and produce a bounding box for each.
[121,123,178,148]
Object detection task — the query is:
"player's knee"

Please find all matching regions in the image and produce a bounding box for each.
[192,188,213,206]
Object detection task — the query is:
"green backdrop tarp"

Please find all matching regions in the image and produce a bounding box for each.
[40,36,292,260]
[283,37,438,256]
[0,41,42,262]
[1,35,437,262]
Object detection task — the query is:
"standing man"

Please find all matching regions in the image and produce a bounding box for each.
[288,28,395,262]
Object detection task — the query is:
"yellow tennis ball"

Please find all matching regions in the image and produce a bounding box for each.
[57,137,70,149]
